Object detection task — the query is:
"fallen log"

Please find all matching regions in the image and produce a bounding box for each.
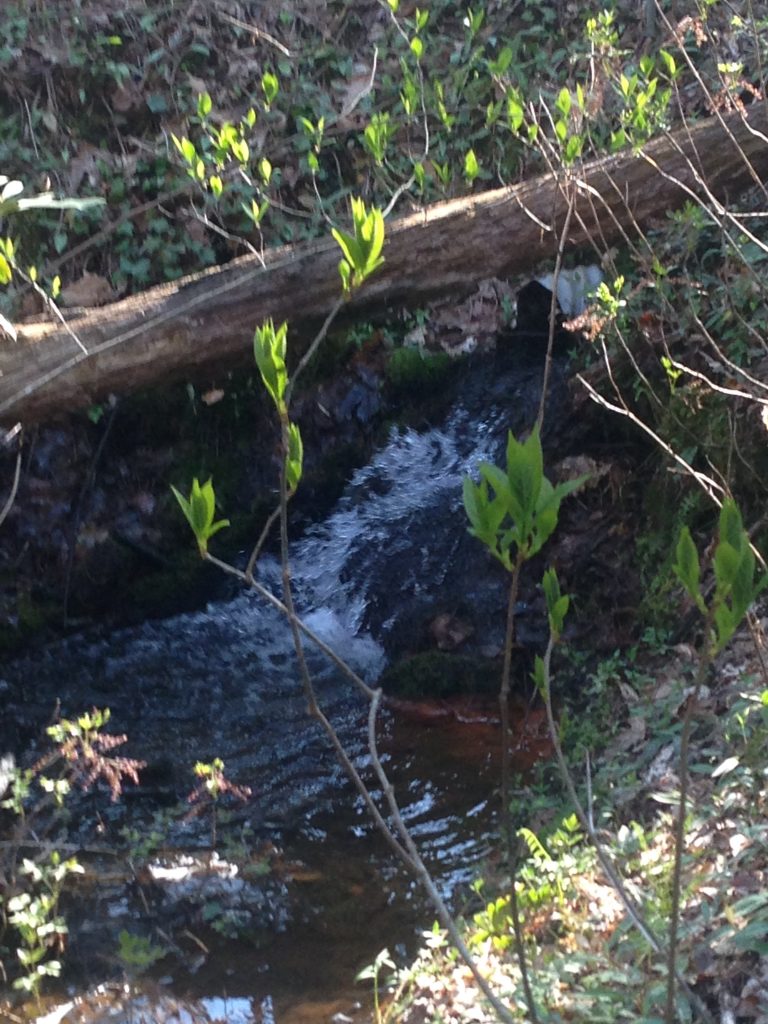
[2,104,767,424]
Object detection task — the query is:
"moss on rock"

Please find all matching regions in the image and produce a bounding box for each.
[378,650,500,699]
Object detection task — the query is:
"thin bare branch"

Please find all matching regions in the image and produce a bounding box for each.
[0,439,22,530]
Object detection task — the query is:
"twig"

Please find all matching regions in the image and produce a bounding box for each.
[187,203,264,261]
[285,296,345,403]
[536,179,576,432]
[498,553,540,1023]
[577,370,726,503]
[214,6,292,57]
[665,618,713,1024]
[62,400,119,624]
[39,186,191,281]
[0,439,22,530]
[244,505,281,582]
[538,636,715,1024]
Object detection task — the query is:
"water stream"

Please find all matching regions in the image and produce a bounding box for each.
[0,347,566,1022]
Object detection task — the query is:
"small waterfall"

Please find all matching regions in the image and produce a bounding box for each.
[0,345,562,842]
[0,345,574,1016]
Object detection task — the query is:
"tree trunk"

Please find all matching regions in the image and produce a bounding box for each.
[2,105,767,423]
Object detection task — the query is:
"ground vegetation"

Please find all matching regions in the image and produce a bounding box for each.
[1,2,768,1023]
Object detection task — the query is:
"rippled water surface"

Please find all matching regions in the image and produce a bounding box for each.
[2,351,561,1022]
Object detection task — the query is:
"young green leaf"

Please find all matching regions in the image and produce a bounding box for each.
[673,526,706,612]
[261,71,279,107]
[286,421,303,492]
[197,92,212,118]
[464,148,480,184]
[506,428,543,527]
[542,567,569,639]
[254,320,289,412]
[171,478,230,556]
[507,92,524,132]
[531,655,547,698]
[332,198,386,293]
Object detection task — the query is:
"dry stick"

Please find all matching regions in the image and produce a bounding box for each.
[536,181,576,432]
[285,296,345,404]
[578,361,726,503]
[639,99,768,304]
[515,156,577,1024]
[536,51,749,1023]
[537,137,675,418]
[537,637,715,1024]
[496,144,582,1024]
[62,400,118,624]
[39,186,191,281]
[377,0,432,221]
[668,356,768,407]
[665,688,700,1024]
[367,692,516,1024]
[244,505,281,582]
[646,129,768,272]
[580,362,768,572]
[720,289,768,358]
[188,203,262,259]
[561,169,674,412]
[214,367,515,1022]
[0,441,22,530]
[217,526,519,986]
[570,136,768,541]
[665,617,714,1024]
[745,0,768,121]
[688,306,768,395]
[21,271,89,357]
[746,611,768,690]
[213,5,293,57]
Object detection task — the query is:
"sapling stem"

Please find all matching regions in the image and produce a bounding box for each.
[538,637,714,1024]
[536,185,575,433]
[499,552,540,1024]
[665,627,712,1024]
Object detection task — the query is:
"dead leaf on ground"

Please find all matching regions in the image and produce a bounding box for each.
[604,713,647,757]
[179,211,209,246]
[338,62,374,118]
[67,143,103,193]
[201,388,225,406]
[60,272,116,308]
[429,612,474,650]
[111,80,144,114]
[432,278,514,338]
[185,73,208,97]
[554,454,612,491]
[403,324,426,350]
[20,290,44,319]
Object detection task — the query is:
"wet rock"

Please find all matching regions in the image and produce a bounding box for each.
[379,651,499,699]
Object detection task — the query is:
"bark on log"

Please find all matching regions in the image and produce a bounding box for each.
[2,105,767,424]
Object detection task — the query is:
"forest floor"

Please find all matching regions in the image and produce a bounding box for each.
[1,1,768,1022]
